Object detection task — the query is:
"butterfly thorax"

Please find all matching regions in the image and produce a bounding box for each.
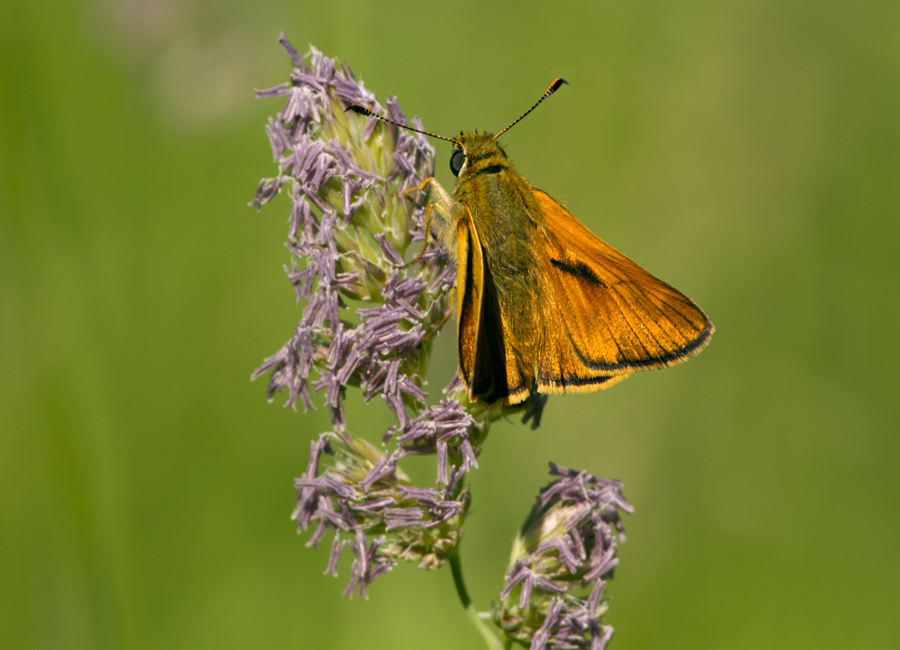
[450,132,542,235]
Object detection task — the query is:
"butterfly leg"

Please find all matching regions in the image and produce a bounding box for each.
[520,381,549,430]
[400,176,448,198]
[399,177,454,268]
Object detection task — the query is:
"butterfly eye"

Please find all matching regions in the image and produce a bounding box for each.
[450,149,466,177]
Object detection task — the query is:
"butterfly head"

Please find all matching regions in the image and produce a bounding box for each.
[449,132,509,178]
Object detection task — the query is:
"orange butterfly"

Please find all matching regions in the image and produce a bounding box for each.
[349,80,713,424]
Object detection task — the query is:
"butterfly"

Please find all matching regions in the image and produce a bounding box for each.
[349,80,713,426]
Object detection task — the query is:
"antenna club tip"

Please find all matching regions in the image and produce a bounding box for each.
[345,103,372,116]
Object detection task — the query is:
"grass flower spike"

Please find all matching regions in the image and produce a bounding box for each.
[495,463,633,649]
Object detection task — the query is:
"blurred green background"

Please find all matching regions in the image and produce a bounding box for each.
[3,0,898,648]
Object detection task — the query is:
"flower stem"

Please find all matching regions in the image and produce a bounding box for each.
[448,546,503,650]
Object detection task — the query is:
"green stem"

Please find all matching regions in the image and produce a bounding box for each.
[448,546,503,650]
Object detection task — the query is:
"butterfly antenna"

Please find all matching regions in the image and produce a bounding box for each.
[494,78,569,140]
[345,104,461,146]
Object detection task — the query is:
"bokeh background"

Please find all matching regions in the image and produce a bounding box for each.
[3,1,899,648]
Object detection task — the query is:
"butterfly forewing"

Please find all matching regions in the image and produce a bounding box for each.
[456,206,481,387]
[532,190,713,393]
[456,203,528,404]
